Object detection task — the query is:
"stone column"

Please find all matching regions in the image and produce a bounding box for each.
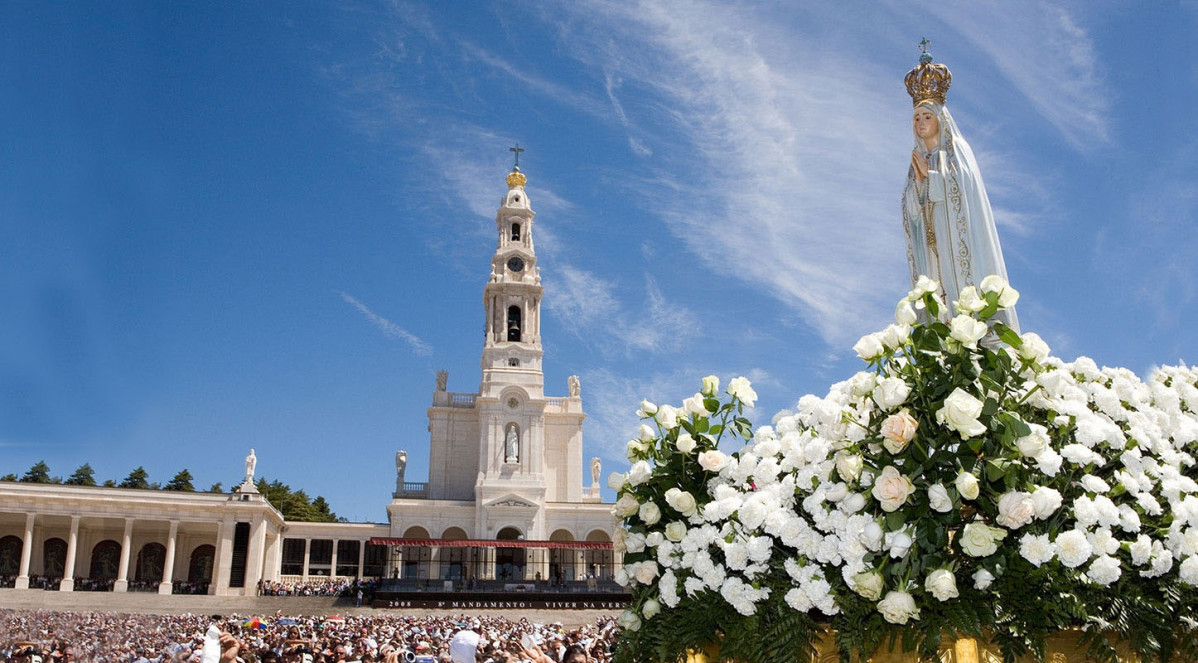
[246,516,267,594]
[113,518,134,592]
[15,513,35,589]
[158,521,179,594]
[60,516,81,592]
[329,539,339,578]
[356,541,366,580]
[212,516,232,595]
[301,538,311,579]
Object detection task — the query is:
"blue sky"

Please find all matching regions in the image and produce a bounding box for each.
[2,2,1194,522]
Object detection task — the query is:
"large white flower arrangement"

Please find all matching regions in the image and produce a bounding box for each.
[611,277,1198,663]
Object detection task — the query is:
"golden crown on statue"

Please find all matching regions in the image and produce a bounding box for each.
[905,40,952,106]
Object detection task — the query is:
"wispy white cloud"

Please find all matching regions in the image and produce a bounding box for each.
[339,291,433,356]
[542,0,910,344]
[928,2,1111,149]
[546,267,698,356]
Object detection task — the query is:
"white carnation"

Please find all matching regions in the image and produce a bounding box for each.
[1019,533,1056,567]
[1055,530,1094,568]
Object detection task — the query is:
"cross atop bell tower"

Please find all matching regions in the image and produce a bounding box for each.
[480,162,543,399]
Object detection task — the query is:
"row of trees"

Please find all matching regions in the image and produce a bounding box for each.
[2,461,342,522]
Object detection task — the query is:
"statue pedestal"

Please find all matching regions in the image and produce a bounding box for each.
[235,481,259,494]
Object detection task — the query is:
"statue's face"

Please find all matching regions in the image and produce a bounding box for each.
[913,107,939,142]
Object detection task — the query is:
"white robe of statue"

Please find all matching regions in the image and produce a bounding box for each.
[902,101,1019,333]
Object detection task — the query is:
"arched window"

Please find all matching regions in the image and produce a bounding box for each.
[511,223,521,241]
[506,305,522,342]
[135,542,166,583]
[189,545,215,583]
[90,540,122,580]
[0,535,22,576]
[43,538,67,578]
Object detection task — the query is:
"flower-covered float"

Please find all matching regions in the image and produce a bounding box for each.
[610,276,1198,663]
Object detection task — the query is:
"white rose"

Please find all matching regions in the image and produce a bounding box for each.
[960,522,1007,557]
[937,388,987,438]
[665,521,687,542]
[880,409,919,453]
[955,471,980,500]
[681,394,708,417]
[860,521,884,550]
[1016,423,1050,458]
[613,494,640,518]
[877,591,920,625]
[895,299,918,325]
[927,484,953,512]
[995,491,1036,529]
[639,501,662,525]
[698,450,729,472]
[701,375,720,397]
[874,377,911,410]
[645,532,664,548]
[665,488,698,517]
[617,609,641,631]
[633,560,660,584]
[656,404,679,430]
[925,569,959,601]
[1018,332,1050,362]
[727,377,758,407]
[607,472,628,491]
[980,274,1019,308]
[614,567,630,587]
[886,529,914,559]
[638,400,658,417]
[852,570,884,600]
[912,275,939,296]
[641,598,661,620]
[625,532,646,553]
[625,439,649,461]
[853,333,885,361]
[1054,530,1093,568]
[949,315,988,349]
[972,568,995,590]
[835,452,864,482]
[842,491,867,513]
[1030,486,1062,519]
[849,371,878,397]
[638,424,656,442]
[954,286,986,313]
[871,466,915,512]
[880,323,911,350]
[675,433,697,454]
[627,461,653,486]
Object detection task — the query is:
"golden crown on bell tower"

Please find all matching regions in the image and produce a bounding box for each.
[506,167,527,188]
[905,39,952,106]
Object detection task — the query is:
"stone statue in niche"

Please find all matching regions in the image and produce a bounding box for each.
[505,424,520,463]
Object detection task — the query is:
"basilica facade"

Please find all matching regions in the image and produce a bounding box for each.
[0,167,617,597]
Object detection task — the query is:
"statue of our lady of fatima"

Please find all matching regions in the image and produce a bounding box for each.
[901,42,1020,333]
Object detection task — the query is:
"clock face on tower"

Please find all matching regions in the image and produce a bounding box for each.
[507,256,525,272]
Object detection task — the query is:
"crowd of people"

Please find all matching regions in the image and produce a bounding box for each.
[0,611,616,663]
[257,579,371,597]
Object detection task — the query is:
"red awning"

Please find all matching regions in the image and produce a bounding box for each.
[368,538,612,550]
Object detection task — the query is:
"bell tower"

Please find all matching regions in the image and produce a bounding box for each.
[480,164,544,400]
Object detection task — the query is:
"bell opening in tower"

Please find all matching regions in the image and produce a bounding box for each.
[507,305,522,342]
[511,222,521,241]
